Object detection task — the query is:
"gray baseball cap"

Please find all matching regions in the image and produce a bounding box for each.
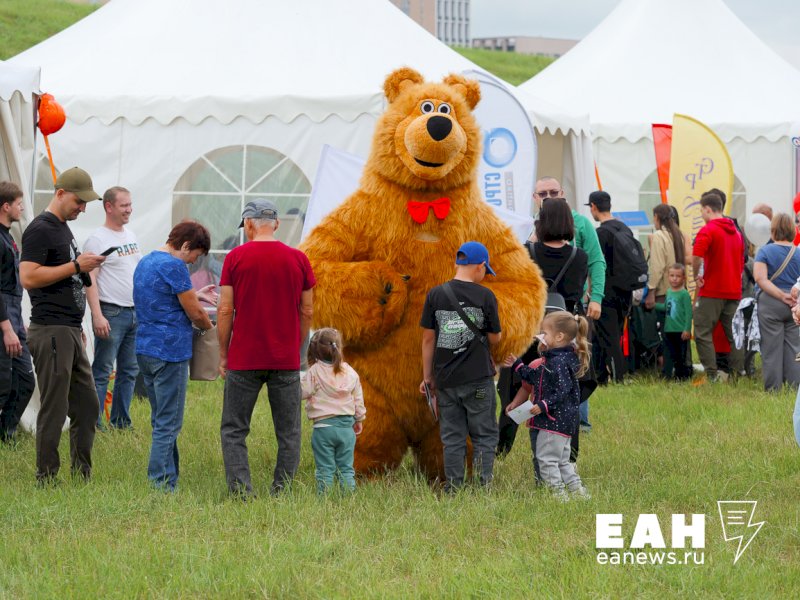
[238,198,278,227]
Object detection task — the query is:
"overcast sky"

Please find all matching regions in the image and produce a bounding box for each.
[472,0,800,68]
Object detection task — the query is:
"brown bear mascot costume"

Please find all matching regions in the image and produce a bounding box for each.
[300,67,545,480]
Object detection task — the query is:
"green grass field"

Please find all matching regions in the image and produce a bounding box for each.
[1,376,797,598]
[453,47,555,85]
[0,0,97,60]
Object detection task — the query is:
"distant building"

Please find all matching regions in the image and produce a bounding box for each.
[472,36,578,58]
[388,0,471,47]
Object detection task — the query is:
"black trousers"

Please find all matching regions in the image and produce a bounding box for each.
[663,332,692,380]
[0,294,35,440]
[593,294,631,384]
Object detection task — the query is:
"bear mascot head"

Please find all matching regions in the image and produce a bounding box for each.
[300,67,545,480]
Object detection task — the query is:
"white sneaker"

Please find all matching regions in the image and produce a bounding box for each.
[570,485,591,500]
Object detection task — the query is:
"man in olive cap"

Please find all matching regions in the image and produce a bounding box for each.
[20,167,107,484]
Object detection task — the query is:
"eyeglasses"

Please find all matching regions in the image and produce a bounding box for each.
[535,189,562,198]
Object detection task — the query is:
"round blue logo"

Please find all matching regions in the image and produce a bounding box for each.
[483,128,518,168]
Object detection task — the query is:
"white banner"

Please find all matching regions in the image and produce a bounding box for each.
[302,144,533,244]
[463,69,537,218]
[301,144,365,242]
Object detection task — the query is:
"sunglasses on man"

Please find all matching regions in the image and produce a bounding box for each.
[534,189,562,198]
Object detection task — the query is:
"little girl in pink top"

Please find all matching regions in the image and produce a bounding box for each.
[301,328,366,493]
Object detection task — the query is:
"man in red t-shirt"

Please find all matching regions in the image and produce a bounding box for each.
[692,191,744,381]
[217,198,315,498]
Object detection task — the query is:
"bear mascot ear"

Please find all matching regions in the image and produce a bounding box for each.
[442,74,481,110]
[384,67,425,104]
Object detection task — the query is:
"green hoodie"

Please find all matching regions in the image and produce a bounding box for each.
[571,210,606,305]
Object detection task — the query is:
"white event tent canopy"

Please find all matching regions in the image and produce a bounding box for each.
[9,0,592,259]
[0,61,41,432]
[0,61,39,219]
[519,0,800,224]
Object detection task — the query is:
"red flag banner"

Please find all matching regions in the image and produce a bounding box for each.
[652,124,672,205]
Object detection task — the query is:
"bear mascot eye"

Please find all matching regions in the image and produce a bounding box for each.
[438,103,452,115]
[420,101,435,114]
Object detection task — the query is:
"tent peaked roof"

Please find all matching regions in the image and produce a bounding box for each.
[9,0,486,126]
[519,0,800,142]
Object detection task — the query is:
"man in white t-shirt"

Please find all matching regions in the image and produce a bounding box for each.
[84,186,142,429]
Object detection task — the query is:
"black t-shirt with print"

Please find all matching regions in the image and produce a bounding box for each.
[21,212,86,327]
[420,279,501,389]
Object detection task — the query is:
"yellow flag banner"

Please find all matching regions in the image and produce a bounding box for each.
[668,114,734,295]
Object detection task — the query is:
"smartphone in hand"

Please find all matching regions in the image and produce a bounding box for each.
[101,246,120,256]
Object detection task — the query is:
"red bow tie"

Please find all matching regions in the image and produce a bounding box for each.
[407,197,451,224]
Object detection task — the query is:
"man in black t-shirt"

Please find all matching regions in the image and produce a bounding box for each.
[588,190,634,385]
[20,167,106,483]
[0,182,35,443]
[420,242,502,492]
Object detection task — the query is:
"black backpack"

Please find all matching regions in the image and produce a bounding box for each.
[602,220,648,292]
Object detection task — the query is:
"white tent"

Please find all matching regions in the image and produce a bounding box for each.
[0,61,39,216]
[8,0,592,258]
[519,0,800,224]
[0,61,41,433]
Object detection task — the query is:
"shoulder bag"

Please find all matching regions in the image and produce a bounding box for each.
[190,325,220,381]
[755,244,797,303]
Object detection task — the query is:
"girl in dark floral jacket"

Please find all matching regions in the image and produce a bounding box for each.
[505,311,591,500]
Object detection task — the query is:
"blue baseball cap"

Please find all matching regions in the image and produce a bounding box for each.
[455,241,496,276]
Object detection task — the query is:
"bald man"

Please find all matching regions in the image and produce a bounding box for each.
[532,177,606,319]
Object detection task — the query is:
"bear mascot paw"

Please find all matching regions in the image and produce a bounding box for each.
[300,67,545,481]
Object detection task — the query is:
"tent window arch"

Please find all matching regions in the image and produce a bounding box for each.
[638,168,747,242]
[172,144,310,281]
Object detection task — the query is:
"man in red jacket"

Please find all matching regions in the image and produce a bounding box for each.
[692,191,744,381]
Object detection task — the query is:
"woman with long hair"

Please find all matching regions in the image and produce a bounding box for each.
[645,203,687,310]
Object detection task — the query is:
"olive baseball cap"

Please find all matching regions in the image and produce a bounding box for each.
[54,167,101,201]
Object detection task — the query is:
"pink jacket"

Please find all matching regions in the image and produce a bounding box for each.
[301,361,366,423]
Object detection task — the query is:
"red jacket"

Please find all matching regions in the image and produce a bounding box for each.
[693,217,744,300]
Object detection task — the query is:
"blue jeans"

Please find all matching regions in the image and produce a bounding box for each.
[93,303,138,428]
[579,400,589,426]
[137,354,187,491]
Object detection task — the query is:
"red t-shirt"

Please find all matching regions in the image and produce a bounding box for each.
[692,217,744,300]
[220,241,315,370]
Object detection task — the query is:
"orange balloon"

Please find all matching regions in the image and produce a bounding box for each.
[38,93,66,136]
